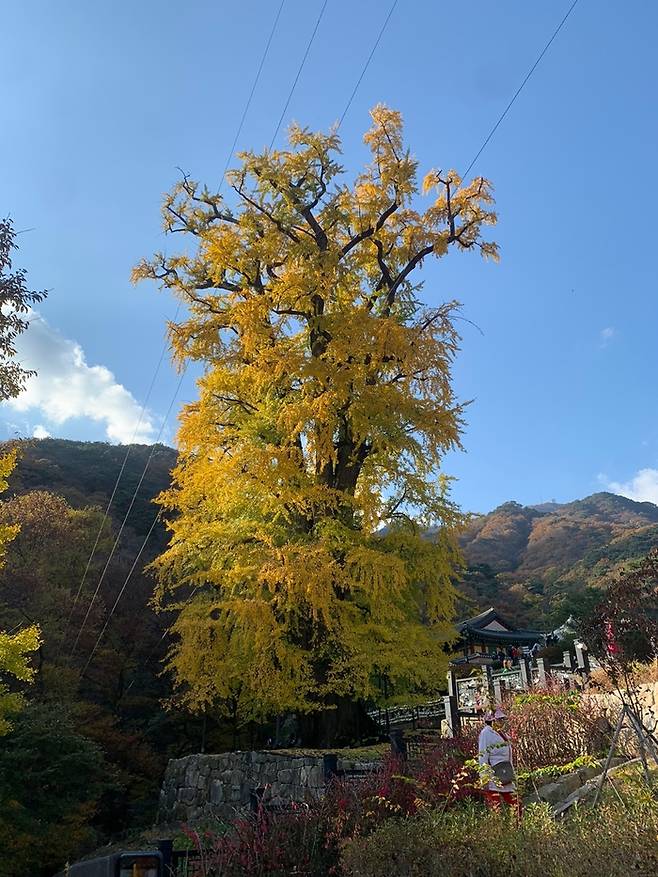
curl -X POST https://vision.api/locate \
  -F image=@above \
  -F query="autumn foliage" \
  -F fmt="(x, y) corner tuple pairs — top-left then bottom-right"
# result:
(135, 106), (498, 723)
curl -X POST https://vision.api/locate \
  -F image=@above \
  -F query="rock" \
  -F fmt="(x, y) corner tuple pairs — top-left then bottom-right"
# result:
(537, 782), (565, 805)
(210, 780), (224, 804)
(556, 772), (582, 796)
(577, 765), (602, 782)
(180, 787), (196, 804)
(158, 748), (382, 824)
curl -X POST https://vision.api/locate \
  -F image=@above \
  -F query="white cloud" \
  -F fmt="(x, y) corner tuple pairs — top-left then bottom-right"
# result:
(604, 468), (658, 505)
(4, 312), (157, 444)
(32, 424), (50, 439)
(600, 326), (616, 346)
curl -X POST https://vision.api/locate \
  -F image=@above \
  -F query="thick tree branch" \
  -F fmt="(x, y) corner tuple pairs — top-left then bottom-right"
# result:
(233, 184), (301, 244)
(340, 200), (399, 258)
(382, 244), (435, 315)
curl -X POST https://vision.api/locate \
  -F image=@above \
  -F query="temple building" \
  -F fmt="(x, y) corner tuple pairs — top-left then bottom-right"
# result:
(451, 607), (545, 667)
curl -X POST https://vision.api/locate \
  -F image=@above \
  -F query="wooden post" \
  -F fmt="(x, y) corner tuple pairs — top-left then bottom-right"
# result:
(158, 839), (173, 874)
(443, 694), (461, 738)
(593, 705), (627, 807)
(536, 657), (547, 687)
(447, 668), (458, 698)
(389, 730), (407, 760)
(323, 753), (339, 780)
(627, 708), (654, 788)
(493, 676), (503, 707)
(249, 787), (266, 812)
(575, 641), (591, 677)
(563, 650), (573, 670)
(520, 657), (532, 690)
(484, 665), (495, 708)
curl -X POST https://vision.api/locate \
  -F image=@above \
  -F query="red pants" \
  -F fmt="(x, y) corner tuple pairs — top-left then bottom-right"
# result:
(482, 790), (521, 814)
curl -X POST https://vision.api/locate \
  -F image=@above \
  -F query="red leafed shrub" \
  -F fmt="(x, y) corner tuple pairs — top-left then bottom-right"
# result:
(182, 806), (338, 876)
(181, 737), (480, 876)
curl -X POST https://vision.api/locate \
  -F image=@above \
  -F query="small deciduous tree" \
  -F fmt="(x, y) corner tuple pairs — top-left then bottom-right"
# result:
(0, 217), (47, 729)
(579, 550), (658, 694)
(0, 453), (40, 734)
(135, 107), (498, 739)
(0, 218), (47, 400)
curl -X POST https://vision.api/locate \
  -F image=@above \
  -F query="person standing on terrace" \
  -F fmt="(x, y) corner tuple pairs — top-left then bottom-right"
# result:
(478, 708), (521, 815)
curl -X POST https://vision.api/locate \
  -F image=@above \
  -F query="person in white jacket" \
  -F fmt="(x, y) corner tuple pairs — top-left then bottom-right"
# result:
(478, 707), (520, 813)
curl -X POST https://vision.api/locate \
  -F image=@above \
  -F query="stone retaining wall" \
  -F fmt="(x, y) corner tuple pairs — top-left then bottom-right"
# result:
(525, 756), (627, 807)
(159, 751), (374, 824)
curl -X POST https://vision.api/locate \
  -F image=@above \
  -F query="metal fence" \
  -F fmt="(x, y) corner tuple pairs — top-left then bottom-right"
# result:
(168, 849), (206, 877)
(367, 698), (445, 730)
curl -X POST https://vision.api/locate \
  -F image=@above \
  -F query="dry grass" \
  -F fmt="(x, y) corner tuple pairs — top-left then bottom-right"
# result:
(590, 660), (658, 691)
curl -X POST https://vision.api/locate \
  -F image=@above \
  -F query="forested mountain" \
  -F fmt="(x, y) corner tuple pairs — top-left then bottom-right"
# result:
(2, 437), (656, 874)
(7, 438), (177, 548)
(0, 439), (215, 877)
(8, 438), (657, 635)
(458, 494), (658, 627)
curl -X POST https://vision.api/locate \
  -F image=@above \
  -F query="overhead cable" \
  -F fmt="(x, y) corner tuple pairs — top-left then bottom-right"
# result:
(462, 0), (581, 181)
(269, 0), (329, 149)
(337, 0), (398, 130)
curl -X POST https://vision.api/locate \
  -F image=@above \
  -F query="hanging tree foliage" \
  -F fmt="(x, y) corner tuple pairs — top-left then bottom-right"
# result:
(0, 218), (48, 400)
(0, 219), (45, 731)
(0, 451), (41, 734)
(579, 550), (658, 688)
(134, 106), (498, 722)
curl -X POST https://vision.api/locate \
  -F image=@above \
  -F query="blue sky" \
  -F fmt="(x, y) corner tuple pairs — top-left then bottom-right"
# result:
(1, 0), (657, 513)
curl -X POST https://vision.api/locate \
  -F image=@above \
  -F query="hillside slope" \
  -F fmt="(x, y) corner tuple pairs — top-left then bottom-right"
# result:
(3, 439), (656, 631)
(458, 493), (658, 626)
(4, 438), (176, 548)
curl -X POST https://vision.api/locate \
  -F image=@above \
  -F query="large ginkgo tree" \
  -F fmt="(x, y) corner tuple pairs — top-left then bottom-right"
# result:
(135, 106), (498, 742)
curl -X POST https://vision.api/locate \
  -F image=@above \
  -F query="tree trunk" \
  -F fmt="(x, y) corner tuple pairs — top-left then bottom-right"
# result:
(299, 698), (379, 747)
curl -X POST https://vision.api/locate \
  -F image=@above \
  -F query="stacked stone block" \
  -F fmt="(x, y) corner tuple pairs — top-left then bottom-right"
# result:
(159, 751), (330, 823)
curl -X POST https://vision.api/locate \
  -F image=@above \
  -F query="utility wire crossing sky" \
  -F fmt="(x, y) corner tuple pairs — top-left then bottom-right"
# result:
(2, 0), (658, 514)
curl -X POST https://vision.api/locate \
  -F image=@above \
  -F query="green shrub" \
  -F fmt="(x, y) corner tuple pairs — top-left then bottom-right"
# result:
(516, 753), (598, 789)
(341, 792), (658, 877)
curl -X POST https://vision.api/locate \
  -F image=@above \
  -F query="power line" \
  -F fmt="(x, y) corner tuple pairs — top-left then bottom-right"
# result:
(462, 0), (580, 181)
(337, 0), (398, 130)
(269, 0), (329, 149)
(78, 0), (421, 678)
(78, 2), (581, 675)
(65, 314), (176, 631)
(69, 370), (185, 657)
(219, 0), (286, 187)
(80, 0), (392, 677)
(80, 512), (163, 678)
(69, 6), (289, 638)
(75, 5), (294, 674)
(122, 585), (200, 693)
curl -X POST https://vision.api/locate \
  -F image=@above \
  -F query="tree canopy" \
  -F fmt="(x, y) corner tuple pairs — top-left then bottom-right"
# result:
(0, 217), (48, 733)
(0, 452), (40, 734)
(0, 218), (47, 400)
(135, 106), (498, 725)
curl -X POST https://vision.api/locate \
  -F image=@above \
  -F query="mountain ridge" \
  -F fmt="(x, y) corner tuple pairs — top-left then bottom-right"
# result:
(3, 438), (656, 629)
(458, 490), (658, 626)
